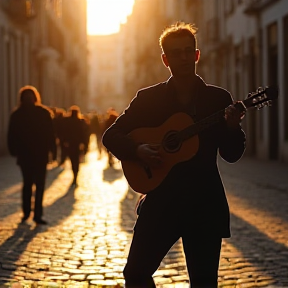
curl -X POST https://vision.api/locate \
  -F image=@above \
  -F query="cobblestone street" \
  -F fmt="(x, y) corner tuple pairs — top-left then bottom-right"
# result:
(0, 136), (288, 288)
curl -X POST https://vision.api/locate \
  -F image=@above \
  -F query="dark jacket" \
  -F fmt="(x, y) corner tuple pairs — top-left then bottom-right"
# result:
(7, 104), (56, 167)
(62, 115), (88, 152)
(102, 75), (246, 237)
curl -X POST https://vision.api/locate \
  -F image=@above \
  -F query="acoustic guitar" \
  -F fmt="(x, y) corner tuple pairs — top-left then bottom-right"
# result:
(121, 86), (278, 194)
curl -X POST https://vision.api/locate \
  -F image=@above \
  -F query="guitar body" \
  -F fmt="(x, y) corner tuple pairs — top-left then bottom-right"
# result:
(121, 112), (199, 194)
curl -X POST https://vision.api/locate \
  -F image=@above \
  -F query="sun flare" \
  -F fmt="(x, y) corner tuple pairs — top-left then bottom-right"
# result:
(87, 0), (135, 35)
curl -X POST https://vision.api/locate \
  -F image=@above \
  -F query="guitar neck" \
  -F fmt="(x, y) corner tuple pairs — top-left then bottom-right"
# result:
(180, 110), (224, 140)
(180, 101), (246, 140)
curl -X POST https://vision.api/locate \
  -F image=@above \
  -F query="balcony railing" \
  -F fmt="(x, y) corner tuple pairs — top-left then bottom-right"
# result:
(244, 0), (280, 15)
(1, 0), (36, 21)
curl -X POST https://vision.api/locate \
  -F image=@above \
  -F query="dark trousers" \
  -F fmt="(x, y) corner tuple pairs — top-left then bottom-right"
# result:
(59, 141), (69, 164)
(68, 148), (80, 181)
(123, 225), (222, 288)
(19, 163), (47, 220)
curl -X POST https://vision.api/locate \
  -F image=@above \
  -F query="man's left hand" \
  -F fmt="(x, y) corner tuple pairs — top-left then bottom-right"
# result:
(225, 103), (246, 129)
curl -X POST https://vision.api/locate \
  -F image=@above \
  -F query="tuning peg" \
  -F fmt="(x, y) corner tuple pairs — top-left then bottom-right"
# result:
(256, 104), (262, 110)
(257, 87), (264, 94)
(256, 103), (266, 110)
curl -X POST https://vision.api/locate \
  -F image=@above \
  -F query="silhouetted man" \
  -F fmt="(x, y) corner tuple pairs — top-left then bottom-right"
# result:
(7, 85), (56, 225)
(63, 105), (88, 185)
(102, 22), (246, 288)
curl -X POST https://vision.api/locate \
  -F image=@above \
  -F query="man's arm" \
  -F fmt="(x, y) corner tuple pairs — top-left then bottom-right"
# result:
(102, 117), (140, 161)
(102, 94), (145, 161)
(7, 113), (18, 157)
(44, 109), (57, 161)
(218, 95), (246, 163)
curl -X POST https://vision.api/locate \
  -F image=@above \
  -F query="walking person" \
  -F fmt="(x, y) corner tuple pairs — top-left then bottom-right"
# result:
(7, 85), (56, 225)
(53, 107), (68, 166)
(102, 22), (246, 288)
(90, 111), (103, 159)
(102, 107), (119, 168)
(63, 105), (88, 186)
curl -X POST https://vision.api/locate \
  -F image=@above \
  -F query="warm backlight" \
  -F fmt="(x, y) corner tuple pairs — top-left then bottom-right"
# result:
(87, 0), (135, 35)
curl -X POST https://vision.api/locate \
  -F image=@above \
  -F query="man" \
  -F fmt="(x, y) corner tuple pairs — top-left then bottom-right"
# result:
(7, 85), (56, 225)
(90, 111), (103, 159)
(102, 22), (246, 288)
(102, 107), (119, 168)
(53, 107), (68, 166)
(63, 105), (89, 185)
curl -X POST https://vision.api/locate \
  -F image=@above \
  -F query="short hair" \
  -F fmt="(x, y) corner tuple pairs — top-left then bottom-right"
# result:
(19, 85), (41, 105)
(69, 105), (81, 112)
(159, 21), (198, 54)
(68, 105), (81, 118)
(55, 107), (66, 117)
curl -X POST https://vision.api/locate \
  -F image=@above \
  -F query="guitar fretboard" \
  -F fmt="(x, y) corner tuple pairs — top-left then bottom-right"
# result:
(179, 109), (225, 141)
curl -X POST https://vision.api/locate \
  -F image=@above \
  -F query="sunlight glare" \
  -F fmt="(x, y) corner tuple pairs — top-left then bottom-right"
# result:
(87, 0), (135, 35)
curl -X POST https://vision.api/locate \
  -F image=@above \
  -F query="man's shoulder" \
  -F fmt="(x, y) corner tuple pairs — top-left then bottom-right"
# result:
(206, 84), (232, 99)
(206, 83), (229, 94)
(35, 104), (54, 118)
(137, 81), (167, 96)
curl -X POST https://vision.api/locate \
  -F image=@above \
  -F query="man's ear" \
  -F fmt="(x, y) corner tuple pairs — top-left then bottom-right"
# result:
(195, 49), (200, 63)
(161, 53), (169, 68)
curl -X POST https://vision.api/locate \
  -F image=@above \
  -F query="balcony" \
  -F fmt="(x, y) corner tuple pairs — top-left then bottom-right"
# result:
(244, 0), (280, 15)
(1, 0), (36, 22)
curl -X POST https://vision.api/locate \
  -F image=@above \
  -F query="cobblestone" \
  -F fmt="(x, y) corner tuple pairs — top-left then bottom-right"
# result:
(0, 137), (287, 287)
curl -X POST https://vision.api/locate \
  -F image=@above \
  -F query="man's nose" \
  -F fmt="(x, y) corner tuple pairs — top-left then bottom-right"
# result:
(180, 50), (191, 60)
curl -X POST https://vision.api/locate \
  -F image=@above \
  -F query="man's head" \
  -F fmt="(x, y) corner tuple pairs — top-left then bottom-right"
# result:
(55, 107), (66, 118)
(19, 85), (41, 106)
(69, 105), (81, 118)
(159, 22), (200, 78)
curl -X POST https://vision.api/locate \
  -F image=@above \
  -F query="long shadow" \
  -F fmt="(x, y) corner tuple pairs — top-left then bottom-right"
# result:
(102, 165), (139, 232)
(119, 186), (139, 233)
(225, 180), (288, 223)
(0, 165), (65, 220)
(0, 223), (42, 281)
(226, 213), (288, 286)
(0, 184), (76, 282)
(219, 158), (288, 223)
(102, 166), (123, 183)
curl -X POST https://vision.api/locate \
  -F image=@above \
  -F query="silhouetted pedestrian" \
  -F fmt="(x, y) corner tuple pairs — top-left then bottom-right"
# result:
(53, 107), (68, 166)
(7, 85), (56, 225)
(63, 105), (88, 185)
(90, 111), (103, 159)
(102, 107), (119, 168)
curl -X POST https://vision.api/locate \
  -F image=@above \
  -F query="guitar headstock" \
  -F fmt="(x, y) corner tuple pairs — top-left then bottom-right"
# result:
(243, 85), (279, 110)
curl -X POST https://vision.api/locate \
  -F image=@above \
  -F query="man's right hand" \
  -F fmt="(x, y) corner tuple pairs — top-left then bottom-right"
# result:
(136, 144), (163, 168)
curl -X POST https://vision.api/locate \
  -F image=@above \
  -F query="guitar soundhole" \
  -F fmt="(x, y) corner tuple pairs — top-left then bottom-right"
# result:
(162, 131), (181, 153)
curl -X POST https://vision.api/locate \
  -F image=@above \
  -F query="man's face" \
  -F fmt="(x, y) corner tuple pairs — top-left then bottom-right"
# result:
(162, 35), (199, 78)
(21, 90), (37, 104)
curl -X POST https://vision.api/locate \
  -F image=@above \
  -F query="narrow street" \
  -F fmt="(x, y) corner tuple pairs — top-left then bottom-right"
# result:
(0, 136), (287, 288)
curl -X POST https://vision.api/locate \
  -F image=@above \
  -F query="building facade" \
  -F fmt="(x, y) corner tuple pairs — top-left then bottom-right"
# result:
(0, 0), (88, 155)
(88, 33), (126, 113)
